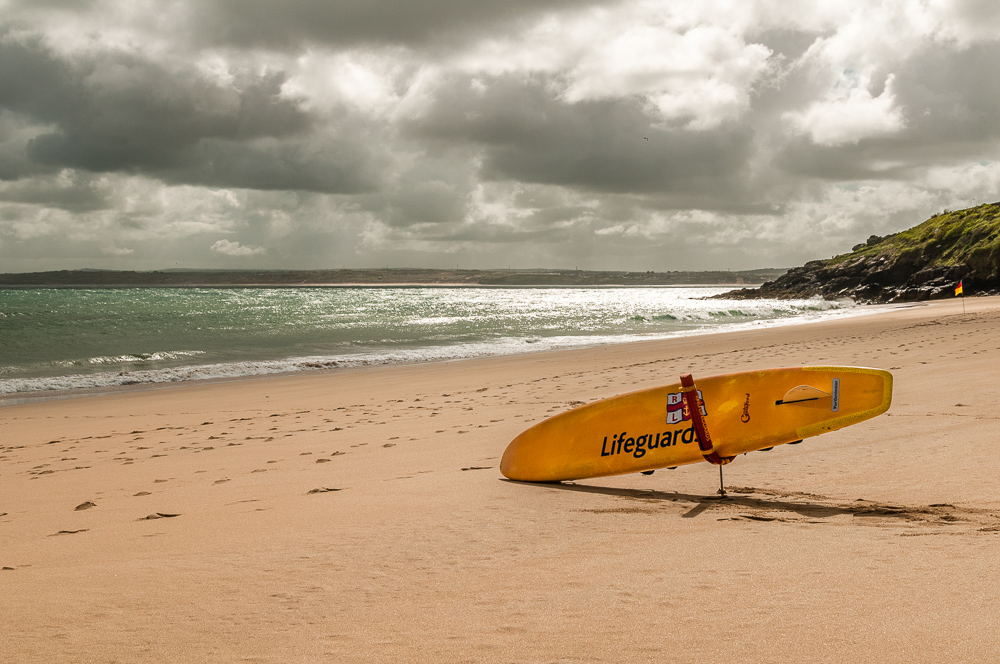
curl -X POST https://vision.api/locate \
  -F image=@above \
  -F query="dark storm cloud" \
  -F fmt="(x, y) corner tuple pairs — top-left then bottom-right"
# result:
(385, 178), (469, 225)
(0, 171), (109, 212)
(892, 41), (1000, 148)
(773, 138), (914, 182)
(410, 75), (758, 208)
(0, 34), (74, 126)
(0, 112), (50, 181)
(190, 0), (600, 49)
(0, 33), (379, 193)
(151, 134), (380, 193)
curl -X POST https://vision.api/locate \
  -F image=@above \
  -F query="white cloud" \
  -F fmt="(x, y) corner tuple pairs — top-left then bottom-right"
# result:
(453, 1), (776, 129)
(284, 49), (409, 117)
(563, 24), (773, 129)
(783, 73), (906, 145)
(210, 239), (266, 256)
(924, 160), (1000, 201)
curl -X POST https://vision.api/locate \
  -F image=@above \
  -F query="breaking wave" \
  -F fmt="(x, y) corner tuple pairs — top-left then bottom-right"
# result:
(0, 287), (887, 396)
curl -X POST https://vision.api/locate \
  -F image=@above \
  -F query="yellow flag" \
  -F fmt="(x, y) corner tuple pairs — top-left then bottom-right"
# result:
(955, 280), (964, 296)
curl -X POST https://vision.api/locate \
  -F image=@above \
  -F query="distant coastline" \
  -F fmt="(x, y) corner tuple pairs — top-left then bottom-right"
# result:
(0, 267), (786, 288)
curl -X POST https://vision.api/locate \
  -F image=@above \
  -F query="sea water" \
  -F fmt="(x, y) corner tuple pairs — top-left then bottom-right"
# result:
(0, 286), (870, 396)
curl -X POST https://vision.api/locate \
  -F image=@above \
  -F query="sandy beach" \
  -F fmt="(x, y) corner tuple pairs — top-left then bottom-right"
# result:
(3, 296), (1000, 663)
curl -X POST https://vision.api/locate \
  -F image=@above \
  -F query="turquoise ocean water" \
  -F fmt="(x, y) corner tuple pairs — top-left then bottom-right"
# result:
(0, 287), (870, 396)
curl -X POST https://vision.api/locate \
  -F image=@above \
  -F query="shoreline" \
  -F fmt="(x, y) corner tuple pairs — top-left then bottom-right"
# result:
(0, 298), (907, 406)
(4, 295), (1000, 663)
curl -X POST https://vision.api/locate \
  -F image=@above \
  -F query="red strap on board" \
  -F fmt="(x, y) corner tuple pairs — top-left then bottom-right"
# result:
(680, 373), (734, 466)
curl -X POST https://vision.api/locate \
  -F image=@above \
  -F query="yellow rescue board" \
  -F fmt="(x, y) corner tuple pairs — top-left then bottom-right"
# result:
(500, 366), (892, 482)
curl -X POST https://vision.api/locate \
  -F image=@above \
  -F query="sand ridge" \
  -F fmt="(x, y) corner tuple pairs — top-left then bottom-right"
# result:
(2, 296), (1000, 662)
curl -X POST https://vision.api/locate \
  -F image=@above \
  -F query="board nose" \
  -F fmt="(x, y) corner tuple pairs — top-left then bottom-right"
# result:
(499, 433), (551, 482)
(499, 440), (519, 479)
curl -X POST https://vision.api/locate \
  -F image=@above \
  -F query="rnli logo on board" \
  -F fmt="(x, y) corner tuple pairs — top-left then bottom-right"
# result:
(666, 390), (706, 425)
(597, 389), (709, 460)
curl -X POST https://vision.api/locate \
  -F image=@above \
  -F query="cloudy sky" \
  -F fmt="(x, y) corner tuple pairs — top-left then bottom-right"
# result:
(1, 0), (998, 272)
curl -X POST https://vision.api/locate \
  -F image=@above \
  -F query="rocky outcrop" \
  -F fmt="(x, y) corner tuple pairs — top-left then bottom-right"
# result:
(720, 203), (1000, 303)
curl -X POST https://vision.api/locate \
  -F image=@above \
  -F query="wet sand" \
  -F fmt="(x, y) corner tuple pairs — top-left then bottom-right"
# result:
(3, 296), (999, 663)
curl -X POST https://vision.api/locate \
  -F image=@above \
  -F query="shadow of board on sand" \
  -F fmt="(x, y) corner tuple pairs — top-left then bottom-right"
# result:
(502, 480), (1000, 534)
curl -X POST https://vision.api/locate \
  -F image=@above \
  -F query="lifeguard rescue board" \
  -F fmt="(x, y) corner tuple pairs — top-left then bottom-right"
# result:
(500, 366), (892, 482)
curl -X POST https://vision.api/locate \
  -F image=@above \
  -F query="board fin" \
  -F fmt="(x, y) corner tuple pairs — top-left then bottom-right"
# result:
(776, 385), (830, 405)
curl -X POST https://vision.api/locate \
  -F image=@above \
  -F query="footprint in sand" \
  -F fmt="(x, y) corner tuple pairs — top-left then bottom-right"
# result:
(307, 487), (342, 494)
(461, 466), (492, 471)
(133, 492), (151, 496)
(49, 529), (89, 536)
(138, 513), (181, 520)
(74, 501), (96, 511)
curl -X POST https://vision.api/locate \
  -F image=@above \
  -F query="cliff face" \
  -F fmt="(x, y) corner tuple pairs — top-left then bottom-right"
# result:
(724, 203), (1000, 302)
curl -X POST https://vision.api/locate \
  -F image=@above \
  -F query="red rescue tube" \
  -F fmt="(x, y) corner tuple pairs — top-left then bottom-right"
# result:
(680, 373), (734, 466)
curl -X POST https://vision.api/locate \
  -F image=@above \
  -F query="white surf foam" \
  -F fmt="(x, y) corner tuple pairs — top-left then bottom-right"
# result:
(0, 297), (891, 396)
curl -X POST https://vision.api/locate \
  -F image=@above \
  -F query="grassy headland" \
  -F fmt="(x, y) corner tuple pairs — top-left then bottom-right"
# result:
(721, 202), (1000, 302)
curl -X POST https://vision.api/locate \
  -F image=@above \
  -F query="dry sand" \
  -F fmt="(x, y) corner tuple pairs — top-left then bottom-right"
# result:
(3, 296), (1000, 663)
